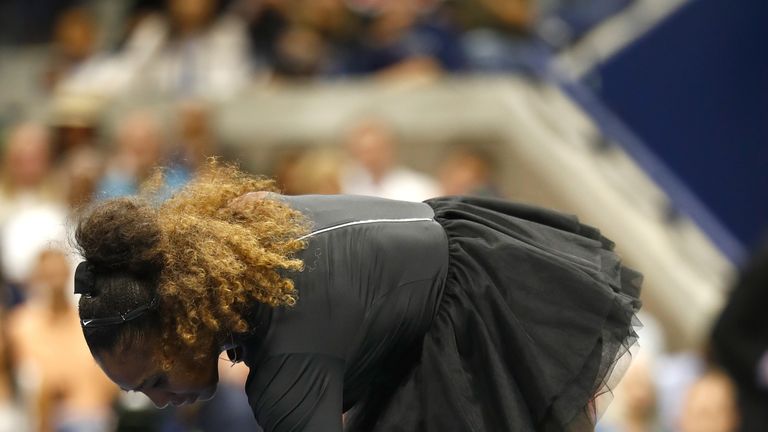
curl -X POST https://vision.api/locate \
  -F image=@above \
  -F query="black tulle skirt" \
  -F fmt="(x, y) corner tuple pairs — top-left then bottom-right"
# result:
(347, 196), (642, 432)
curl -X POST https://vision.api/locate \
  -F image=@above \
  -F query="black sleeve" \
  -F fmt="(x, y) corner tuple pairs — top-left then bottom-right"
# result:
(712, 241), (768, 387)
(246, 353), (344, 432)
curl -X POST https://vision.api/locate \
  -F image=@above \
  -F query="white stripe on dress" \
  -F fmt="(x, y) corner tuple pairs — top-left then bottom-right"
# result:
(298, 218), (434, 241)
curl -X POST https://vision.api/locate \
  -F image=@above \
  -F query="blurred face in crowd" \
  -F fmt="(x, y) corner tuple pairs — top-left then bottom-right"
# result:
(116, 113), (164, 178)
(274, 26), (328, 77)
(679, 371), (740, 432)
(29, 250), (71, 300)
(169, 0), (217, 33)
(3, 123), (52, 190)
(175, 101), (215, 168)
(289, 149), (343, 195)
(344, 121), (396, 181)
(619, 355), (656, 421)
(62, 148), (104, 207)
(94, 333), (220, 408)
(371, 0), (419, 41)
(293, 0), (347, 35)
(54, 7), (97, 61)
(438, 149), (493, 196)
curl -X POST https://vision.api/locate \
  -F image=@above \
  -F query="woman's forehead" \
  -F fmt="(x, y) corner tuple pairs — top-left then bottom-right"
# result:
(94, 344), (159, 391)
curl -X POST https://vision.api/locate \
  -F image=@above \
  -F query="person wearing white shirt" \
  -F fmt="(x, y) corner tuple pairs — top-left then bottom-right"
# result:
(340, 119), (439, 202)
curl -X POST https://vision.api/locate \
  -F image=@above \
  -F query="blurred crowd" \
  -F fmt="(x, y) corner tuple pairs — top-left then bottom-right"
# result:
(0, 0), (632, 105)
(0, 1), (758, 432)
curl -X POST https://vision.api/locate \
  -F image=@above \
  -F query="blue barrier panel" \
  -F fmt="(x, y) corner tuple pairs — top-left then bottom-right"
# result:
(590, 0), (768, 253)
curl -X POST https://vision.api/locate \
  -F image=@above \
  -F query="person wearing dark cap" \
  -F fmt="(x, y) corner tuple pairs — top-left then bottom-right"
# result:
(72, 161), (642, 431)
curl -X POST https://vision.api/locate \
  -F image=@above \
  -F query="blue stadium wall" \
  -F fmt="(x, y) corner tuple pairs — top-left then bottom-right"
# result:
(589, 0), (768, 253)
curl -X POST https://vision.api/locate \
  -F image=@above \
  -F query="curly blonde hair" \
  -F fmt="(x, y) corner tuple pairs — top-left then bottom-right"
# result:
(76, 160), (309, 367)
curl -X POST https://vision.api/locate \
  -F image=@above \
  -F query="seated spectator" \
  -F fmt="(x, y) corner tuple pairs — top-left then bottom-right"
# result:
(270, 24), (335, 80)
(340, 118), (439, 202)
(134, 0), (252, 99)
(678, 369), (740, 432)
(0, 122), (63, 224)
(240, 0), (357, 80)
(7, 249), (117, 432)
(340, 0), (464, 79)
(271, 146), (311, 194)
(98, 111), (185, 199)
(48, 92), (103, 162)
(168, 99), (217, 175)
(0, 309), (27, 432)
(237, 0), (291, 66)
(68, 0), (251, 101)
(437, 143), (502, 197)
(443, 0), (547, 72)
(0, 122), (68, 287)
(60, 146), (105, 209)
(597, 353), (659, 432)
(286, 148), (344, 195)
(43, 6), (99, 93)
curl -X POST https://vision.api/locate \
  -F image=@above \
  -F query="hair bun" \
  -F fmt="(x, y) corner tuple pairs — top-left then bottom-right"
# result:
(75, 198), (164, 276)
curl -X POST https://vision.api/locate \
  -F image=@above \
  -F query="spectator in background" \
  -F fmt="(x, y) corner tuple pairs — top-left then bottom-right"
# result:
(0, 123), (62, 224)
(678, 369), (740, 432)
(340, 118), (439, 202)
(0, 123), (68, 288)
(60, 147), (105, 209)
(7, 249), (117, 432)
(45, 93), (104, 208)
(76, 0), (252, 101)
(241, 0), (358, 80)
(287, 148), (344, 195)
(712, 238), (768, 431)
(596, 309), (668, 432)
(48, 92), (103, 162)
(43, 6), (99, 93)
(597, 353), (659, 432)
(444, 0), (547, 72)
(237, 0), (290, 68)
(437, 143), (502, 197)
(273, 0), (359, 78)
(132, 0), (252, 99)
(270, 24), (334, 80)
(341, 0), (464, 79)
(0, 308), (27, 432)
(271, 146), (343, 195)
(168, 99), (217, 175)
(292, 0), (357, 41)
(98, 111), (177, 199)
(271, 146), (311, 195)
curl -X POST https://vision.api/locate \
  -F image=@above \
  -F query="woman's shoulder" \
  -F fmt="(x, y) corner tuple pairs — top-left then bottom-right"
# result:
(276, 194), (436, 230)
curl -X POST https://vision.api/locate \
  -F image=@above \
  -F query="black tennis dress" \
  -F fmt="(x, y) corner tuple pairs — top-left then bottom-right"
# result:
(233, 194), (642, 432)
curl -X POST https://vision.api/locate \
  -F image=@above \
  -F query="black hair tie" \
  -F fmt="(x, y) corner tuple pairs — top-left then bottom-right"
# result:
(74, 261), (96, 297)
(75, 261), (160, 328)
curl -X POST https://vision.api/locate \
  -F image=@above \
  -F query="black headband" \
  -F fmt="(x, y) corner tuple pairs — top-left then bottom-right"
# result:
(80, 296), (159, 328)
(74, 261), (159, 329)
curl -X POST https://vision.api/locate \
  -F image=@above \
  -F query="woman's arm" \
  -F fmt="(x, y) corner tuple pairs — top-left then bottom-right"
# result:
(246, 353), (344, 432)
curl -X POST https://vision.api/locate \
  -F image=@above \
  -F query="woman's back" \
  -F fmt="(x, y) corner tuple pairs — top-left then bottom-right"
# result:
(237, 194), (449, 429)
